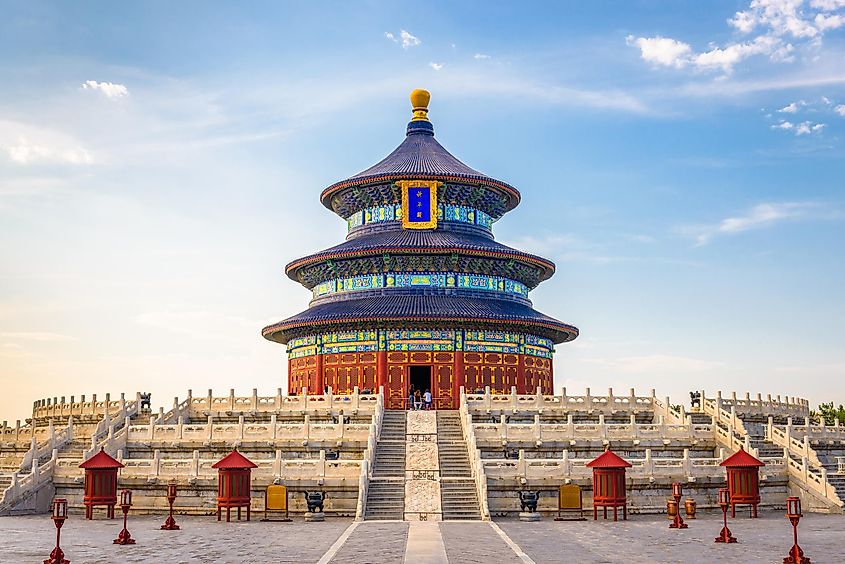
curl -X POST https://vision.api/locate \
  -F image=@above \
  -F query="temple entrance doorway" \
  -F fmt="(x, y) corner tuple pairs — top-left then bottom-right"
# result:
(409, 365), (432, 401)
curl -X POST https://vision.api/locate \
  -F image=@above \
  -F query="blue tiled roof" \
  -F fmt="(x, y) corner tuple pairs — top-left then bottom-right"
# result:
(262, 295), (579, 344)
(286, 229), (555, 282)
(321, 120), (520, 211)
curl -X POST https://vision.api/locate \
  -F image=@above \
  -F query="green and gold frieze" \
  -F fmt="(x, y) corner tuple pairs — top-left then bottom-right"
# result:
(286, 328), (553, 358)
(312, 272), (528, 300)
(346, 203), (494, 231)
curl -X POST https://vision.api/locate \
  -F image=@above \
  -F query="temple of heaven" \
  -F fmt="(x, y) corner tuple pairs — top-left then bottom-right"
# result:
(263, 89), (578, 409)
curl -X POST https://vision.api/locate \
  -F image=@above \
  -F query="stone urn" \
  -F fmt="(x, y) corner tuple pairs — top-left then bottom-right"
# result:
(666, 498), (678, 520)
(684, 498), (697, 519)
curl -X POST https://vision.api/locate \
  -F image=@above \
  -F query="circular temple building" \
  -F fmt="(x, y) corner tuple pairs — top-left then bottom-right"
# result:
(262, 90), (578, 409)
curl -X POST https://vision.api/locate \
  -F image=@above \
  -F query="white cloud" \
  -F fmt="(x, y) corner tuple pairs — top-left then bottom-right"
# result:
(795, 120), (826, 134)
(630, 0), (845, 74)
(815, 11), (845, 29)
(473, 53), (491, 60)
(811, 0), (845, 9)
(626, 35), (692, 68)
(687, 202), (820, 245)
(835, 104), (845, 116)
(384, 32), (396, 42)
(399, 29), (421, 49)
(772, 120), (794, 129)
(777, 101), (800, 112)
(82, 80), (129, 98)
(428, 62), (444, 71)
(0, 120), (93, 165)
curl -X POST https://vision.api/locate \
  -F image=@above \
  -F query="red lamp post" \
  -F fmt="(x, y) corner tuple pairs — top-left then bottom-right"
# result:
(783, 497), (811, 563)
(113, 490), (136, 545)
(160, 483), (180, 530)
(44, 498), (70, 564)
(668, 482), (688, 529)
(714, 487), (737, 543)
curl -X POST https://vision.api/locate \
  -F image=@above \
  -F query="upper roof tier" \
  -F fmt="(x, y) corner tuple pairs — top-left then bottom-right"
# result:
(320, 90), (521, 219)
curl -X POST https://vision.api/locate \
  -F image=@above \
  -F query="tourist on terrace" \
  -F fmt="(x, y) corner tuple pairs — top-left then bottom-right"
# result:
(408, 386), (415, 410)
(414, 389), (422, 410)
(423, 389), (432, 410)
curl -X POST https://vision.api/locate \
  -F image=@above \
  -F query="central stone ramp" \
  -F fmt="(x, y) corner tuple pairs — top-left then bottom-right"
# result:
(365, 411), (407, 520)
(437, 412), (481, 520)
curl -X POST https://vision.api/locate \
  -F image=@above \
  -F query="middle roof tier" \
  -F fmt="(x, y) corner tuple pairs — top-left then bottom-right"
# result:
(286, 228), (556, 290)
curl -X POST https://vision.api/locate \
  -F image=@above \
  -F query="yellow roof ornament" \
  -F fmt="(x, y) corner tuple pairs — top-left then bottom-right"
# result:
(410, 88), (431, 122)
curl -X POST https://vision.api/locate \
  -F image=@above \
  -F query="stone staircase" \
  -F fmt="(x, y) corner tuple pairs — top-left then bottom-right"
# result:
(827, 473), (845, 501)
(437, 412), (481, 520)
(364, 410), (406, 520)
(743, 421), (785, 458)
(689, 412), (713, 425)
(0, 473), (12, 494)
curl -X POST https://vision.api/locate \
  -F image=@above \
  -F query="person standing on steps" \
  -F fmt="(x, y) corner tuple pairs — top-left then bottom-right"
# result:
(408, 385), (415, 410)
(423, 389), (432, 410)
(414, 389), (422, 410)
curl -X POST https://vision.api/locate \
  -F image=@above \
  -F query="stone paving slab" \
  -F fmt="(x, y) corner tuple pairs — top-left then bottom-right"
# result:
(497, 511), (845, 563)
(329, 521), (409, 564)
(0, 515), (351, 563)
(439, 522), (523, 564)
(2, 511), (844, 563)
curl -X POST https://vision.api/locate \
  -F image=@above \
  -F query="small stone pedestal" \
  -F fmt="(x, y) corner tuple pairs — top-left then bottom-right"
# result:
(519, 512), (541, 522)
(304, 511), (325, 522)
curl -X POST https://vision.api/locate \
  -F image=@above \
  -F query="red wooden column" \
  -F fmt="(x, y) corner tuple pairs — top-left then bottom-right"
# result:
(720, 447), (765, 518)
(79, 447), (124, 519)
(586, 449), (631, 521)
(376, 351), (387, 393)
(453, 351), (465, 406)
(516, 355), (526, 394)
(315, 354), (324, 394)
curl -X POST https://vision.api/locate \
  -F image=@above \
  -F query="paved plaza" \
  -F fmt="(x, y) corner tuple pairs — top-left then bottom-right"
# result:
(2, 511), (843, 563)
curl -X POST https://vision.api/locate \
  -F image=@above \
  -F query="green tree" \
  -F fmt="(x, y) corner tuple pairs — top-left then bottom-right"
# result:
(815, 402), (845, 425)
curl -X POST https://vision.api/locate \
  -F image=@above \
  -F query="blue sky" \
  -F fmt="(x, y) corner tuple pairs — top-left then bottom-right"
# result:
(1, 1), (844, 420)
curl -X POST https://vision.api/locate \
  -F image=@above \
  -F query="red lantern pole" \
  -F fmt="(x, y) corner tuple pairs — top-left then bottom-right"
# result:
(668, 482), (688, 529)
(160, 484), (180, 530)
(113, 490), (136, 545)
(714, 487), (737, 543)
(44, 498), (70, 564)
(783, 497), (811, 563)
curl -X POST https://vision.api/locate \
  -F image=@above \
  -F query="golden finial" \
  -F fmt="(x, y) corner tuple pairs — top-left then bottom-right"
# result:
(410, 88), (431, 122)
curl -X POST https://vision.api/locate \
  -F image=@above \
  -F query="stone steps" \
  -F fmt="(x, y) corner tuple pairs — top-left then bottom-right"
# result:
(364, 480), (405, 520)
(440, 480), (481, 520)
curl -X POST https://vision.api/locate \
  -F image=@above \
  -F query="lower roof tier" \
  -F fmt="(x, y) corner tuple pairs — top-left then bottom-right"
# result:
(262, 295), (579, 345)
(286, 229), (555, 289)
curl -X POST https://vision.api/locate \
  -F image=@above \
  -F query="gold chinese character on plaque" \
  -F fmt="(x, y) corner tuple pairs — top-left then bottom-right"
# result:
(397, 180), (439, 230)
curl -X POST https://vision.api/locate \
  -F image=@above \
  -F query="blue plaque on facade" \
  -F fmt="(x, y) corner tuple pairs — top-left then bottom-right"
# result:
(399, 180), (438, 229)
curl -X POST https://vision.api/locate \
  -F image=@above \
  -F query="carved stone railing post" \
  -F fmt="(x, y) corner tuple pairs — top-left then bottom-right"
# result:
(274, 449), (282, 476)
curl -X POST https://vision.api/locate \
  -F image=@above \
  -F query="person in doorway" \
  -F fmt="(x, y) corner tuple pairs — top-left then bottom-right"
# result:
(408, 386), (415, 410)
(413, 389), (422, 410)
(423, 389), (432, 410)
